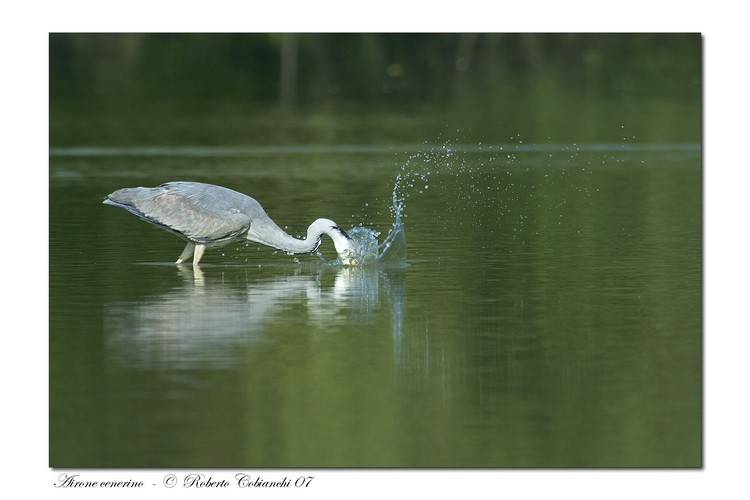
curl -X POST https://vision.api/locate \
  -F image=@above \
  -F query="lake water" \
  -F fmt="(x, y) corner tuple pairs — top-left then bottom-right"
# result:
(49, 140), (701, 468)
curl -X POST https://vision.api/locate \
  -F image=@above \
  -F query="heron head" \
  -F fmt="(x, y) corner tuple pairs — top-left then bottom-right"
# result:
(331, 227), (358, 266)
(312, 218), (358, 266)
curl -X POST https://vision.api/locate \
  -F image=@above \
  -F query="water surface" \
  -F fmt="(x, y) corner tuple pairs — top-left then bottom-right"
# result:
(49, 142), (700, 467)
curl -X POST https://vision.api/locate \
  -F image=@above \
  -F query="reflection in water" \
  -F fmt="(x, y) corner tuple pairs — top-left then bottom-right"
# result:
(104, 266), (405, 370)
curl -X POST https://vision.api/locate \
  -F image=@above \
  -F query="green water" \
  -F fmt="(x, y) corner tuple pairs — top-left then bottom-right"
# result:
(49, 143), (700, 468)
(49, 33), (701, 468)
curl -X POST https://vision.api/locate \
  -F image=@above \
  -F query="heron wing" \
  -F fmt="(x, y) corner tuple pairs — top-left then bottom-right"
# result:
(108, 183), (255, 243)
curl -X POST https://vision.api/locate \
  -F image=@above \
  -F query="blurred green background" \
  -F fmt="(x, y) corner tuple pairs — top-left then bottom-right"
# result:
(49, 33), (700, 147)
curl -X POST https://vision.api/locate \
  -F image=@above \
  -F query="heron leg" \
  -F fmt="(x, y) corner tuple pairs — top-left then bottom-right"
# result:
(176, 242), (195, 264)
(192, 243), (207, 266)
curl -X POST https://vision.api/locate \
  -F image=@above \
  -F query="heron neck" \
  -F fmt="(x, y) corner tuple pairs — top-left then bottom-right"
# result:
(245, 227), (317, 254)
(246, 218), (339, 255)
(274, 232), (321, 254)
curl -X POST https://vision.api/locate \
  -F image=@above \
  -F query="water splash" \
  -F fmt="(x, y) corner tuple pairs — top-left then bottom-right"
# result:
(341, 142), (471, 266)
(343, 226), (381, 265)
(341, 157), (411, 266)
(344, 201), (407, 266)
(340, 136), (600, 265)
(340, 139), (535, 264)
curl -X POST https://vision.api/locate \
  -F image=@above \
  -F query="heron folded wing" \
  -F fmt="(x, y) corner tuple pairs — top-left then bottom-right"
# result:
(136, 191), (252, 243)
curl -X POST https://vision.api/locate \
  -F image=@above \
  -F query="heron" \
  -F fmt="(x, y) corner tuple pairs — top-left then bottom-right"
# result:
(103, 181), (357, 266)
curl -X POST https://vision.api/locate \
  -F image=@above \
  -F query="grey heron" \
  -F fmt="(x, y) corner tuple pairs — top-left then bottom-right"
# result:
(103, 181), (357, 266)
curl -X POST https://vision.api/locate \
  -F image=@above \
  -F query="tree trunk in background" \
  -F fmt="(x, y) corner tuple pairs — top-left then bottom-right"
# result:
(279, 34), (298, 111)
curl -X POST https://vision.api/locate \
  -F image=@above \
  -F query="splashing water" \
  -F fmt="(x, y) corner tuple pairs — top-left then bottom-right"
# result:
(337, 137), (601, 266)
(338, 140), (532, 265)
(343, 195), (407, 266)
(339, 160), (410, 266)
(338, 142), (477, 266)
